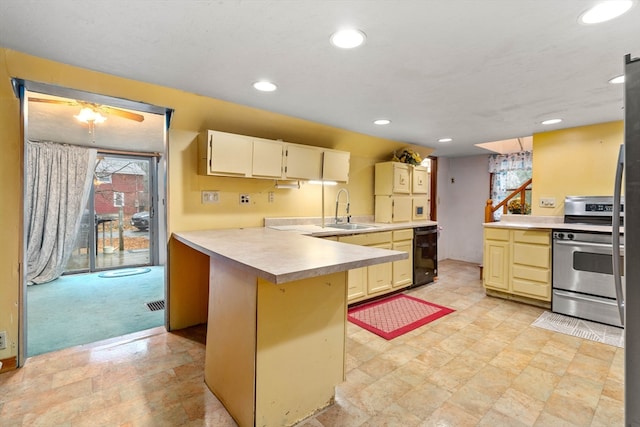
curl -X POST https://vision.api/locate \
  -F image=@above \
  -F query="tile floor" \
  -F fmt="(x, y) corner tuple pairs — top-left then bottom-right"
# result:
(0, 260), (624, 426)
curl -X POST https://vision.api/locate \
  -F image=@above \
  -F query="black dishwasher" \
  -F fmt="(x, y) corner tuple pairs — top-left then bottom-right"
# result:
(414, 226), (438, 286)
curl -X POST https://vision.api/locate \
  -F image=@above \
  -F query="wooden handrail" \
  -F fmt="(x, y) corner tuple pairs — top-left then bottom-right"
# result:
(484, 178), (532, 222)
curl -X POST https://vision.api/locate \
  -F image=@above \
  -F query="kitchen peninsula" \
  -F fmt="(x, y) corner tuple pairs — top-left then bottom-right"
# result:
(171, 227), (407, 427)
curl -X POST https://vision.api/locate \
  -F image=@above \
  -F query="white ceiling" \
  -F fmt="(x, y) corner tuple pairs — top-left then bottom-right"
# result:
(2, 0), (639, 157)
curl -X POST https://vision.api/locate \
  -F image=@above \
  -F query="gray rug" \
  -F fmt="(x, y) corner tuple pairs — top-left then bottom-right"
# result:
(532, 311), (624, 348)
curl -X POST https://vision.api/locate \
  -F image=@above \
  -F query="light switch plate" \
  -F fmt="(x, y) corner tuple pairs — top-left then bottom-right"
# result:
(539, 197), (556, 208)
(201, 191), (219, 204)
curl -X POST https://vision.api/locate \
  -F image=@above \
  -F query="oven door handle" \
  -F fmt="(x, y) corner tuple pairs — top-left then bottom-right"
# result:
(554, 239), (624, 253)
(612, 143), (625, 326)
(553, 290), (620, 306)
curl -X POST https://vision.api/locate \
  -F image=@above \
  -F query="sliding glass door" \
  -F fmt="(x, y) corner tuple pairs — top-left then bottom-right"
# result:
(65, 153), (156, 272)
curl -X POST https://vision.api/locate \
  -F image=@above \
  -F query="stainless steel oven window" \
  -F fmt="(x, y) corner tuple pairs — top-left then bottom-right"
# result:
(573, 252), (624, 276)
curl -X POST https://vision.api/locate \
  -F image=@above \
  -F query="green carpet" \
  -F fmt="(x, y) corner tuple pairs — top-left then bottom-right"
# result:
(27, 266), (165, 356)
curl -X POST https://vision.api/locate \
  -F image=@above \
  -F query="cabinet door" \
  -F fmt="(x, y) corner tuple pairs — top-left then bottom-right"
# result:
(392, 240), (413, 288)
(347, 267), (367, 301)
(392, 196), (412, 222)
(209, 131), (253, 176)
(412, 166), (429, 194)
(393, 163), (411, 194)
(483, 240), (510, 291)
(252, 138), (283, 178)
(322, 150), (350, 183)
(284, 144), (323, 180)
(367, 243), (393, 294)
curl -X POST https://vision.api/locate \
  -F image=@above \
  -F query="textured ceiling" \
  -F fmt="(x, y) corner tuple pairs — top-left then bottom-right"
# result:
(1, 0), (639, 157)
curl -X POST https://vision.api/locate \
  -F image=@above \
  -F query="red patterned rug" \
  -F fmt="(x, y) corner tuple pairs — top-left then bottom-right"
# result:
(347, 294), (454, 340)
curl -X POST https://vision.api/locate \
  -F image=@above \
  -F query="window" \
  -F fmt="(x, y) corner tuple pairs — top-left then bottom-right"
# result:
(113, 192), (124, 207)
(488, 152), (532, 220)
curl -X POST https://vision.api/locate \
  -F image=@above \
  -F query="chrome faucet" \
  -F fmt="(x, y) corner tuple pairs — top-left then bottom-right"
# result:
(334, 188), (351, 224)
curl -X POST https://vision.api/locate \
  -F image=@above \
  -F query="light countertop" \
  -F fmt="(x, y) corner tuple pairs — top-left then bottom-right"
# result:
(173, 227), (408, 284)
(483, 215), (621, 233)
(264, 216), (437, 237)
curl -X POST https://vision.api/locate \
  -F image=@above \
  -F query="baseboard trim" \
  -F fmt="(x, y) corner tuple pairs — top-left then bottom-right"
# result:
(485, 288), (551, 309)
(0, 356), (18, 373)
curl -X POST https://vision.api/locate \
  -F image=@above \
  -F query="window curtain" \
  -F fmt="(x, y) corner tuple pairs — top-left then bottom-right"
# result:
(26, 141), (97, 284)
(488, 151), (533, 220)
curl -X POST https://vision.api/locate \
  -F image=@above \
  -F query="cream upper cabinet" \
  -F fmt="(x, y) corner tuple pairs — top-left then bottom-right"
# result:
(322, 149), (350, 183)
(412, 166), (429, 194)
(284, 144), (323, 180)
(252, 138), (284, 178)
(374, 195), (412, 223)
(199, 130), (349, 182)
(199, 130), (253, 177)
(375, 162), (411, 195)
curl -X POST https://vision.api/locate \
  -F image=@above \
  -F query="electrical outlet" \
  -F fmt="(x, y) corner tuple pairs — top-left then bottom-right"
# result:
(268, 192), (274, 203)
(0, 331), (6, 350)
(539, 197), (556, 208)
(240, 194), (251, 205)
(201, 191), (219, 204)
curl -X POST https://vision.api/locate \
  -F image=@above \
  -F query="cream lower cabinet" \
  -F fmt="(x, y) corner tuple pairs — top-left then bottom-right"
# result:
(483, 227), (551, 303)
(340, 229), (413, 303)
(483, 228), (510, 291)
(392, 229), (414, 288)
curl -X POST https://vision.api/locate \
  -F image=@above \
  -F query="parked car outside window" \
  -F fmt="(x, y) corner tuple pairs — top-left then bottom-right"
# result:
(131, 211), (150, 231)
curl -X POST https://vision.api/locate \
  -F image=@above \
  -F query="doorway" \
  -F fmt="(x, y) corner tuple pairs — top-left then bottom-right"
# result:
(16, 80), (171, 361)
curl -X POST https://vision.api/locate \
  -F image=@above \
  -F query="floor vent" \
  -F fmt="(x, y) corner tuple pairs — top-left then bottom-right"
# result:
(146, 300), (165, 311)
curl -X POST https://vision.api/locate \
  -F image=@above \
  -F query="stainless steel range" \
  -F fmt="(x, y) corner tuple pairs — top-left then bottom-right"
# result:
(552, 196), (625, 327)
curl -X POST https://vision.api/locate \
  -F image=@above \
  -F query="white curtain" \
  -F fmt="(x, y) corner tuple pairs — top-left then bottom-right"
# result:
(26, 141), (97, 284)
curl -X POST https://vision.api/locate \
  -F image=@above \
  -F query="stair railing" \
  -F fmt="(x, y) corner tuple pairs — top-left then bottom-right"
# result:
(484, 178), (532, 223)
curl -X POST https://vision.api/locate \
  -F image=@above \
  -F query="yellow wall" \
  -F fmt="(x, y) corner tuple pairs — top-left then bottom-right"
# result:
(0, 47), (432, 363)
(531, 121), (623, 216)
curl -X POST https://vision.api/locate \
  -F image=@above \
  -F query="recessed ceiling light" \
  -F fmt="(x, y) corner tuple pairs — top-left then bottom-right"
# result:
(579, 1), (633, 24)
(373, 119), (391, 125)
(253, 81), (277, 92)
(541, 118), (563, 125)
(330, 29), (366, 49)
(609, 74), (625, 84)
(438, 138), (453, 143)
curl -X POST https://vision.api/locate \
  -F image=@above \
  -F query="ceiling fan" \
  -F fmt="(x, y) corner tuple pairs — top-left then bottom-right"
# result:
(29, 97), (145, 123)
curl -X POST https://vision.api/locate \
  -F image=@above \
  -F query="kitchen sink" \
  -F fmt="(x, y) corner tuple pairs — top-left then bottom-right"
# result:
(325, 223), (376, 230)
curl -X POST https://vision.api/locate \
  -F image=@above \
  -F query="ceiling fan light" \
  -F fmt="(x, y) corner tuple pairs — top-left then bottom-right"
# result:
(74, 107), (107, 124)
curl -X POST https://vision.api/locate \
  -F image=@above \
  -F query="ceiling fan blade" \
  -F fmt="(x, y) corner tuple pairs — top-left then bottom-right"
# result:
(99, 106), (145, 122)
(29, 97), (79, 107)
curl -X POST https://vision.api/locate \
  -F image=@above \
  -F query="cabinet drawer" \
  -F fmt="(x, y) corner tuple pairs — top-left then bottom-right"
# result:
(393, 229), (414, 241)
(512, 243), (550, 268)
(484, 227), (510, 241)
(512, 264), (550, 283)
(513, 229), (550, 245)
(339, 231), (392, 246)
(512, 278), (551, 300)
